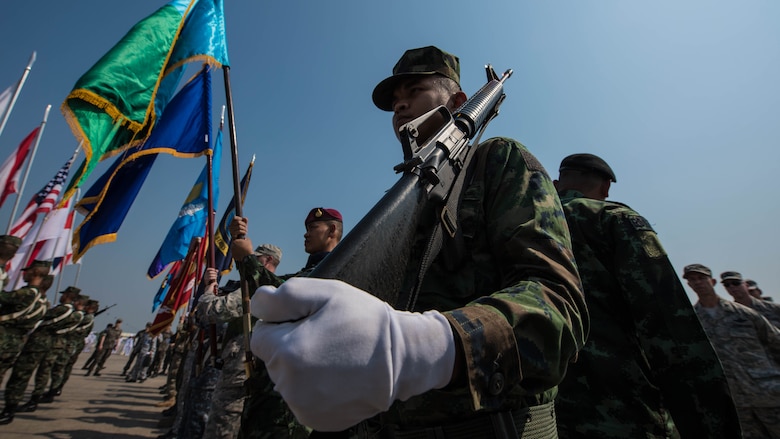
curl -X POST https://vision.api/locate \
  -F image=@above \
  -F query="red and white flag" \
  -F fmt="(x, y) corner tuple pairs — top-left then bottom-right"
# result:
(0, 127), (38, 207)
(9, 148), (77, 239)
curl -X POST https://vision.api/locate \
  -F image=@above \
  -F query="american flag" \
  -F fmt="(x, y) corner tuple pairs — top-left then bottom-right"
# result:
(9, 148), (78, 239)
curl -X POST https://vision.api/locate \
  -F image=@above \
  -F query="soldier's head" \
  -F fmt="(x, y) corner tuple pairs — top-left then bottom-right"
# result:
(554, 153), (617, 201)
(115, 318), (123, 329)
(86, 300), (99, 314)
(303, 208), (343, 254)
(21, 260), (51, 286)
(373, 46), (467, 143)
(74, 294), (89, 311)
(254, 243), (282, 273)
(720, 271), (751, 304)
(682, 263), (716, 297)
(39, 274), (54, 293)
(0, 235), (21, 262)
(59, 286), (81, 304)
(745, 279), (763, 299)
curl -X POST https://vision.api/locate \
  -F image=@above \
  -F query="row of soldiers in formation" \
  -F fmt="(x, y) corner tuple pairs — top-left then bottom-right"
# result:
(0, 235), (103, 425)
(3, 44), (779, 438)
(154, 46), (780, 439)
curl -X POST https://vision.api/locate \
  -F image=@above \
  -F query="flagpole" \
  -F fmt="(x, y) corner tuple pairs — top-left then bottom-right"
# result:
(6, 104), (49, 234)
(205, 106), (224, 366)
(53, 188), (81, 295)
(222, 66), (255, 378)
(0, 52), (36, 141)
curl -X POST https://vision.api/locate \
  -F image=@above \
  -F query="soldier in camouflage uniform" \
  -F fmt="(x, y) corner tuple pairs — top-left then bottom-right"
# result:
(684, 263), (780, 438)
(0, 235), (22, 289)
(42, 297), (99, 402)
(248, 46), (586, 438)
(14, 287), (86, 412)
(0, 261), (51, 384)
(721, 271), (780, 328)
(552, 154), (741, 438)
(229, 210), (344, 439)
(86, 318), (123, 376)
(197, 244), (283, 439)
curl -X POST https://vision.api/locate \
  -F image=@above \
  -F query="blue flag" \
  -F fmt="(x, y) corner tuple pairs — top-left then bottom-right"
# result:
(147, 130), (222, 278)
(213, 157), (254, 276)
(74, 66), (213, 261)
(61, 0), (230, 204)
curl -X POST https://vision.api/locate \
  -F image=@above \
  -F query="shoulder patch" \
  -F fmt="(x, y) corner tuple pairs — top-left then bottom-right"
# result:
(520, 148), (545, 174)
(628, 215), (654, 232)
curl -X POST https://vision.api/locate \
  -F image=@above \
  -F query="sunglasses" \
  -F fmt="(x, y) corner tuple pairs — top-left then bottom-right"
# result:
(722, 281), (742, 287)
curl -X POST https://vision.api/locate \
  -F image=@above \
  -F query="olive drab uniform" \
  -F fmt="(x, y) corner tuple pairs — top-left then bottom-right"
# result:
(555, 189), (741, 438)
(0, 285), (47, 380)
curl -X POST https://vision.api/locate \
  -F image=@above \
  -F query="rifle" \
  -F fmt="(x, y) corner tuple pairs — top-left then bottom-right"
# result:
(94, 303), (117, 316)
(310, 65), (512, 308)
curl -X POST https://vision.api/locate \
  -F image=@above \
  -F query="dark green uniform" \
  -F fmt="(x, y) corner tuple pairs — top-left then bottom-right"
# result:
(555, 189), (741, 438)
(0, 286), (46, 381)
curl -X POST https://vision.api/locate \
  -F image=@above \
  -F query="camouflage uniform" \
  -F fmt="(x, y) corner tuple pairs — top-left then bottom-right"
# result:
(555, 189), (741, 438)
(745, 295), (780, 328)
(695, 298), (780, 438)
(35, 305), (84, 399)
(89, 324), (122, 374)
(0, 285), (47, 381)
(198, 287), (246, 439)
(237, 255), (311, 439)
(346, 138), (585, 437)
(4, 301), (77, 406)
(50, 310), (95, 394)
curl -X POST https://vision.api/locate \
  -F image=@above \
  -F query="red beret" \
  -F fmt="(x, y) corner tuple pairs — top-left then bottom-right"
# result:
(305, 207), (342, 225)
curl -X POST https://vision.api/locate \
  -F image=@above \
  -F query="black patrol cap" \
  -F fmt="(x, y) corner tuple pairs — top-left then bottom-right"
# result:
(559, 153), (617, 183)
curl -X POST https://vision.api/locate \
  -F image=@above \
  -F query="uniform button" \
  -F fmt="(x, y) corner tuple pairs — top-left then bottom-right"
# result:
(488, 372), (505, 395)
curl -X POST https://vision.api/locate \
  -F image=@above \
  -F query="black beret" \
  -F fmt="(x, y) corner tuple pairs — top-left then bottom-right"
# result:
(559, 153), (617, 183)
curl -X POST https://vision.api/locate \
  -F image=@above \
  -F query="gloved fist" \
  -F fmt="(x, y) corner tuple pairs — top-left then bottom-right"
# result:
(250, 277), (456, 431)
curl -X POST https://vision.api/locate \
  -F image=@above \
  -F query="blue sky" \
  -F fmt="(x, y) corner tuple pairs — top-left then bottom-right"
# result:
(0, 1), (778, 333)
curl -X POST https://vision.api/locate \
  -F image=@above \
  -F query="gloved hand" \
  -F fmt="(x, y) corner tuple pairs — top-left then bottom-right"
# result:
(250, 277), (456, 431)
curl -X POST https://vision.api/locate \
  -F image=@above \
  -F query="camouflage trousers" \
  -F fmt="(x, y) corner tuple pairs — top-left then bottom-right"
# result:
(204, 336), (247, 439)
(49, 338), (81, 392)
(238, 355), (309, 439)
(179, 364), (220, 439)
(738, 406), (780, 439)
(30, 344), (63, 398)
(0, 325), (25, 382)
(5, 347), (48, 405)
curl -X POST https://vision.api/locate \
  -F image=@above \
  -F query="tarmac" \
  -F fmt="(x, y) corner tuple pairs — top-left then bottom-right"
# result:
(0, 353), (172, 439)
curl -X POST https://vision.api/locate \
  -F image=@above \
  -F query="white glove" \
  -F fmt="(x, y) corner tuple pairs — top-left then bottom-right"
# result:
(250, 277), (456, 431)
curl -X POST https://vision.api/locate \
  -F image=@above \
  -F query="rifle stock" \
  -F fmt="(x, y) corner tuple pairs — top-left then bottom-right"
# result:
(310, 66), (512, 307)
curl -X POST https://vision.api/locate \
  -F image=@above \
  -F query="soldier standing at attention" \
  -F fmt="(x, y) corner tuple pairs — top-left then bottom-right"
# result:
(248, 46), (586, 437)
(684, 263), (780, 438)
(230, 208), (343, 439)
(721, 271), (780, 328)
(42, 296), (98, 402)
(16, 287), (85, 413)
(0, 260), (51, 384)
(0, 235), (21, 289)
(552, 153), (741, 438)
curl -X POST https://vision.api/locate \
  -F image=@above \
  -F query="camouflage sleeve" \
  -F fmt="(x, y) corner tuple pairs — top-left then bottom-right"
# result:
(751, 310), (780, 364)
(443, 138), (587, 410)
(237, 255), (285, 292)
(603, 205), (742, 436)
(198, 289), (244, 322)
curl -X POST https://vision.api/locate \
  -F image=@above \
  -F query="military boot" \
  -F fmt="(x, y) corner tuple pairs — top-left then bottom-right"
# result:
(18, 395), (40, 412)
(39, 391), (56, 404)
(0, 404), (17, 425)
